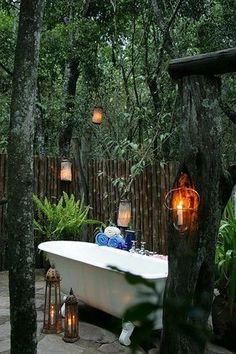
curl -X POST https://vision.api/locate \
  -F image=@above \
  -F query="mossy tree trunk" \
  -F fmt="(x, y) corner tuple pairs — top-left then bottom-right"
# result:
(7, 1), (45, 353)
(59, 58), (80, 157)
(160, 75), (235, 353)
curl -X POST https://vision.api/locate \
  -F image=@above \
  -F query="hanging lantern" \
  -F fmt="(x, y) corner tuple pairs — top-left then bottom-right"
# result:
(60, 158), (72, 182)
(164, 172), (200, 233)
(63, 288), (79, 343)
(117, 199), (131, 228)
(42, 267), (63, 334)
(92, 106), (103, 124)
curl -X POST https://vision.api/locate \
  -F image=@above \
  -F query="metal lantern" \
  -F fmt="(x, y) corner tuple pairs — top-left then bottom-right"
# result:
(117, 199), (131, 228)
(60, 159), (72, 182)
(42, 267), (63, 334)
(92, 106), (103, 124)
(63, 288), (79, 343)
(164, 172), (200, 233)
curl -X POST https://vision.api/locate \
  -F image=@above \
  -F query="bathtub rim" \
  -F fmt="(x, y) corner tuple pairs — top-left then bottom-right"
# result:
(38, 240), (168, 280)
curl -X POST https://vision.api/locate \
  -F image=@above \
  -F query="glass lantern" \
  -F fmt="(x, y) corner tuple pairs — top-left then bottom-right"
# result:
(117, 199), (131, 228)
(60, 159), (72, 182)
(165, 187), (200, 233)
(63, 288), (79, 343)
(42, 267), (63, 334)
(92, 106), (103, 124)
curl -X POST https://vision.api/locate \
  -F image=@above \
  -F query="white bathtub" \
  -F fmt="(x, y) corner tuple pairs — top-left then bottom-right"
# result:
(38, 241), (168, 345)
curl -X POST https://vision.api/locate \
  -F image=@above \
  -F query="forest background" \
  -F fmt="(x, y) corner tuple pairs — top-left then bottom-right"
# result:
(1, 0), (236, 171)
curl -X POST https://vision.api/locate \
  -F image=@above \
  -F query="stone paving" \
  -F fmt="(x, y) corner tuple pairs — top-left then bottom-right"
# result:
(0, 270), (235, 354)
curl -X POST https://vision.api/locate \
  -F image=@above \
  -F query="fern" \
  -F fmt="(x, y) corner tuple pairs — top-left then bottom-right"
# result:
(33, 192), (102, 241)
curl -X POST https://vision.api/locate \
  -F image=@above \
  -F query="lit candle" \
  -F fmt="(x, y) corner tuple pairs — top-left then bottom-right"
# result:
(50, 305), (55, 325)
(177, 201), (183, 226)
(68, 316), (72, 333)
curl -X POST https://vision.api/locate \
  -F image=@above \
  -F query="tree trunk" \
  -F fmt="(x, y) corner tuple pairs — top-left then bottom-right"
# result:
(160, 75), (229, 353)
(34, 83), (46, 156)
(71, 136), (90, 241)
(59, 58), (80, 157)
(7, 1), (45, 353)
(71, 136), (89, 204)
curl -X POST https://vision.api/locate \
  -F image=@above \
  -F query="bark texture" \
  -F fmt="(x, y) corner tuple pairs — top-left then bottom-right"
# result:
(169, 48), (236, 79)
(160, 75), (230, 353)
(59, 58), (80, 157)
(7, 1), (45, 353)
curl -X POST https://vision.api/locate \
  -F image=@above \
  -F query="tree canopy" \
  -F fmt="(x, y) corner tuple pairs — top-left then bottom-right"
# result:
(0, 0), (236, 162)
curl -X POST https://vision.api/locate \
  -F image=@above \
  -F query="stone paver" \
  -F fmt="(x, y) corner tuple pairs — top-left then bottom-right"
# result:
(0, 298), (10, 309)
(37, 335), (84, 354)
(0, 322), (10, 341)
(79, 322), (117, 343)
(206, 343), (234, 354)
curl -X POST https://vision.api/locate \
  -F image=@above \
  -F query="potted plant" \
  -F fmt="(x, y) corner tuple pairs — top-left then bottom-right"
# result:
(33, 192), (102, 241)
(212, 199), (236, 350)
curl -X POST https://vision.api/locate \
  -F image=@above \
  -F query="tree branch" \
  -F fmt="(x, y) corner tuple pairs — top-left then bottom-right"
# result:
(156, 0), (184, 75)
(81, 0), (91, 16)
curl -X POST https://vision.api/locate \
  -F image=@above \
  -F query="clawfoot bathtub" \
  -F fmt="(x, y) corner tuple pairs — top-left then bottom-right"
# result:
(38, 241), (168, 346)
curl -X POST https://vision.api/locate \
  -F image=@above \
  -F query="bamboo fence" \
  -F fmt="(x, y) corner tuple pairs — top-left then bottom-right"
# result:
(0, 154), (177, 270)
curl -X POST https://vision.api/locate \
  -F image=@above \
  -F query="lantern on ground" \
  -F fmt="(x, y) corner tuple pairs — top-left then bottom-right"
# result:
(164, 172), (200, 233)
(63, 288), (79, 343)
(42, 267), (63, 334)
(92, 106), (103, 124)
(60, 158), (72, 182)
(117, 199), (131, 229)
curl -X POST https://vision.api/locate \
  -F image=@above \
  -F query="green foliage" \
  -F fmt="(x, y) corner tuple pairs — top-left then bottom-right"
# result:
(215, 199), (236, 315)
(109, 267), (209, 351)
(33, 192), (101, 240)
(0, 8), (17, 152)
(0, 0), (236, 162)
(111, 160), (145, 198)
(0, 9), (17, 69)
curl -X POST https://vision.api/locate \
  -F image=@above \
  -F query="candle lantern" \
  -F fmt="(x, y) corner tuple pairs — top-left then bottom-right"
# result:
(164, 173), (200, 233)
(117, 199), (131, 228)
(92, 106), (103, 124)
(60, 158), (72, 182)
(42, 267), (63, 334)
(63, 288), (79, 343)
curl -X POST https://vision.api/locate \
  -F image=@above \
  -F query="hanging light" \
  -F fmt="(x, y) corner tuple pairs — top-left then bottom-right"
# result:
(117, 199), (132, 228)
(60, 158), (72, 182)
(92, 106), (103, 124)
(164, 172), (200, 233)
(42, 267), (63, 334)
(63, 288), (79, 343)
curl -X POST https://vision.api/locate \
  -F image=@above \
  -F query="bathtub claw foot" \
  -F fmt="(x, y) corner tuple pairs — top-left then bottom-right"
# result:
(119, 321), (135, 346)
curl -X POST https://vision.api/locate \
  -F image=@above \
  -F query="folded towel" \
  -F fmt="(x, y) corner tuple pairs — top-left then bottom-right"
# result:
(95, 232), (109, 246)
(104, 226), (121, 237)
(108, 235), (125, 249)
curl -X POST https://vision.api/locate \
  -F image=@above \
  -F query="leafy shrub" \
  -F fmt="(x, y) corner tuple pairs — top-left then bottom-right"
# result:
(215, 199), (236, 314)
(33, 192), (101, 240)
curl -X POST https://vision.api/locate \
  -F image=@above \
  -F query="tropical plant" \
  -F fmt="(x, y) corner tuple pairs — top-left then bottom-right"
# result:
(33, 192), (102, 240)
(215, 199), (236, 315)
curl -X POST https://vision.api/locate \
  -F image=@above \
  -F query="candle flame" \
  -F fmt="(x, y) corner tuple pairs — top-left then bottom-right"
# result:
(177, 201), (183, 209)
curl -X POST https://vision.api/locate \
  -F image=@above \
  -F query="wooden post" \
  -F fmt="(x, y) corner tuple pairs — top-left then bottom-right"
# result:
(168, 47), (236, 79)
